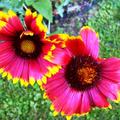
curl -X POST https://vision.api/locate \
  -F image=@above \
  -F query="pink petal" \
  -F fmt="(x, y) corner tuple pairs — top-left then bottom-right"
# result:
(13, 58), (24, 78)
(52, 87), (70, 113)
(70, 92), (82, 114)
(28, 59), (43, 81)
(89, 87), (109, 108)
(61, 89), (82, 115)
(7, 16), (24, 32)
(79, 26), (99, 58)
(53, 87), (80, 115)
(5, 57), (24, 78)
(97, 79), (118, 101)
(0, 51), (15, 68)
(80, 91), (91, 114)
(45, 70), (68, 100)
(20, 60), (29, 82)
(38, 54), (51, 74)
(101, 58), (120, 71)
(0, 41), (12, 52)
(101, 58), (120, 83)
(0, 22), (17, 37)
(0, 42), (15, 67)
(48, 48), (71, 65)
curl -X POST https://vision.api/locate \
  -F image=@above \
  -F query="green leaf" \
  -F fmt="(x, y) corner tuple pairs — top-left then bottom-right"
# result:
(33, 0), (53, 22)
(25, 0), (34, 6)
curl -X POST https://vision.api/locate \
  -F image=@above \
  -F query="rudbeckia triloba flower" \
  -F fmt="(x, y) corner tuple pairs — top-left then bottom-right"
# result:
(0, 9), (60, 86)
(44, 26), (120, 119)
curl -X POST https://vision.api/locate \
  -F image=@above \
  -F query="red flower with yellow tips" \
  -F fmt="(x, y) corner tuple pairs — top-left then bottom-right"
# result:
(0, 9), (60, 86)
(44, 26), (120, 118)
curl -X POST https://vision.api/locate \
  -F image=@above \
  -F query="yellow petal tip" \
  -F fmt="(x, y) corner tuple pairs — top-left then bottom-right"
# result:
(43, 93), (48, 99)
(42, 76), (47, 84)
(13, 77), (19, 84)
(66, 116), (72, 120)
(50, 104), (54, 111)
(53, 111), (58, 116)
(2, 71), (7, 78)
(37, 80), (42, 86)
(24, 81), (29, 87)
(29, 77), (35, 86)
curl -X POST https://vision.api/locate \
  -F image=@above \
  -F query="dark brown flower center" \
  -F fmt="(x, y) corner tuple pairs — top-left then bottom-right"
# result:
(65, 56), (101, 91)
(13, 31), (43, 59)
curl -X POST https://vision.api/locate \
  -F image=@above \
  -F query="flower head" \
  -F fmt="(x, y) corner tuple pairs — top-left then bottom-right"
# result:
(0, 9), (58, 86)
(44, 26), (120, 118)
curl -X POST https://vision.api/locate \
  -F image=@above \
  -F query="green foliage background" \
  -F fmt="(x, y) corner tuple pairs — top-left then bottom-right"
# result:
(0, 0), (120, 120)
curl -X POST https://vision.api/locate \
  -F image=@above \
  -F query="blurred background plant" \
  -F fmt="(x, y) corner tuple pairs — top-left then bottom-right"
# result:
(0, 0), (120, 119)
